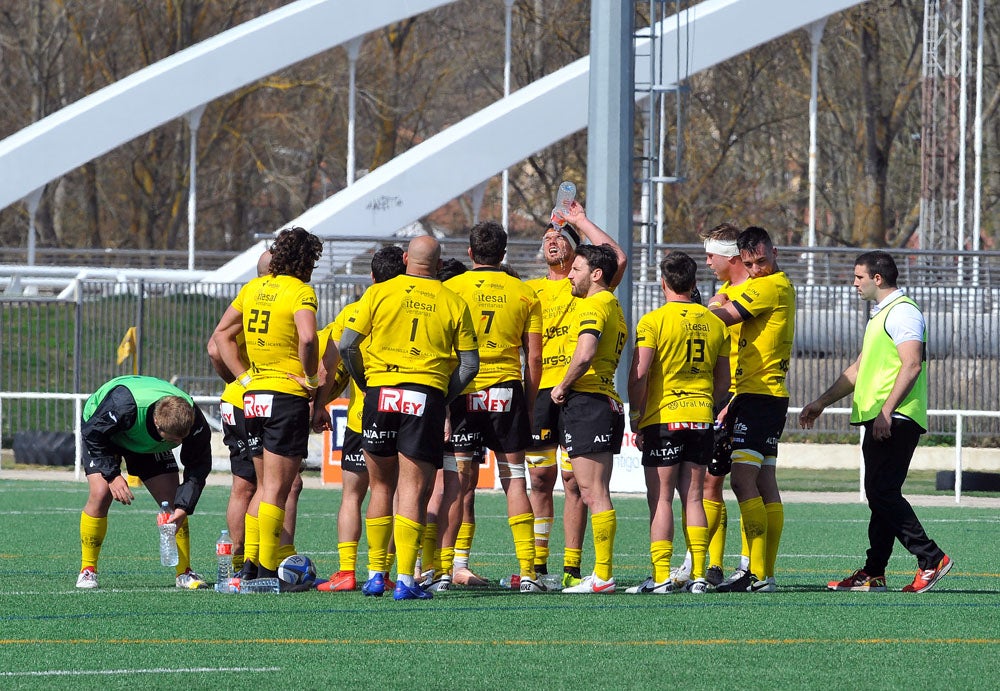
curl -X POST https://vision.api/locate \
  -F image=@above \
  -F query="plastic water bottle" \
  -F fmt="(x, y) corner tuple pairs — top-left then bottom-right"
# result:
(157, 501), (178, 567)
(215, 529), (234, 593)
(540, 572), (563, 591)
(239, 577), (281, 594)
(550, 180), (577, 228)
(499, 574), (521, 590)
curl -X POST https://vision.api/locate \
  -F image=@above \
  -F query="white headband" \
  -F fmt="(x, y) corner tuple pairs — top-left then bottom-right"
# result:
(704, 238), (740, 257)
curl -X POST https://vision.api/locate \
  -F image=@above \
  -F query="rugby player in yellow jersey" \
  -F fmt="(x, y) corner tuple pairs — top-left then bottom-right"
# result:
(669, 223), (751, 589)
(437, 221), (544, 592)
(524, 201), (627, 588)
(310, 245), (405, 592)
(708, 226), (796, 593)
(207, 250), (303, 579)
(210, 226), (323, 584)
(698, 223), (752, 588)
(550, 243), (628, 594)
(339, 236), (479, 601)
(626, 251), (731, 595)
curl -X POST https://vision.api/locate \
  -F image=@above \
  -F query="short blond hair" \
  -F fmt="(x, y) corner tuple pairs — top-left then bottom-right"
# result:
(153, 396), (195, 439)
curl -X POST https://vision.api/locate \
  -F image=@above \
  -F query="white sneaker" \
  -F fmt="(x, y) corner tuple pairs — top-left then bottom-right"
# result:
(669, 563), (691, 588)
(749, 575), (777, 593)
(562, 573), (616, 594)
(175, 569), (209, 590)
(519, 577), (547, 593)
(684, 578), (709, 594)
(625, 576), (676, 594)
(76, 568), (98, 589)
(426, 574), (452, 592)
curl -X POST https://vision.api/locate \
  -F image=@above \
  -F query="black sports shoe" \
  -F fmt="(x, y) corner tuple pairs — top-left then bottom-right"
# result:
(257, 565), (278, 579)
(235, 561), (258, 580)
(715, 569), (755, 593)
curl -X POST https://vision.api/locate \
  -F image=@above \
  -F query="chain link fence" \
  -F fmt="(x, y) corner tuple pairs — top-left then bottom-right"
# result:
(2, 246), (998, 449)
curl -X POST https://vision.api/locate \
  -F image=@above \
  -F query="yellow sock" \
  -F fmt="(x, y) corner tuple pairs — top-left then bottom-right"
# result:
(705, 500), (727, 568)
(534, 516), (553, 568)
(258, 502), (285, 571)
(591, 509), (617, 581)
(244, 513), (259, 565)
(276, 543), (296, 562)
(421, 522), (438, 574)
(650, 539), (672, 583)
(385, 551), (396, 576)
(508, 512), (536, 578)
(454, 522), (475, 570)
(740, 515), (749, 566)
(738, 497), (767, 579)
(338, 541), (359, 572)
(685, 525), (709, 580)
(79, 512), (107, 570)
(764, 502), (784, 579)
(365, 516), (392, 574)
(174, 517), (191, 575)
(439, 546), (455, 576)
(564, 547), (583, 572)
(232, 552), (245, 570)
(394, 514), (423, 583)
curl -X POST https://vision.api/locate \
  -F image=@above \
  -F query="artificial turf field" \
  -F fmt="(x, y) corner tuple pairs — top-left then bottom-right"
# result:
(1, 475), (998, 689)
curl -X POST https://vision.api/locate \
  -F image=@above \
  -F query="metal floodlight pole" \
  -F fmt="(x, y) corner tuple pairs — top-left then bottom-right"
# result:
(806, 19), (827, 286)
(502, 0), (514, 230)
(346, 37), (364, 186)
(972, 0), (984, 283)
(185, 105), (205, 271)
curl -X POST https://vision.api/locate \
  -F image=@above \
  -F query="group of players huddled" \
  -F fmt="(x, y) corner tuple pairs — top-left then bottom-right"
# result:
(75, 199), (797, 598)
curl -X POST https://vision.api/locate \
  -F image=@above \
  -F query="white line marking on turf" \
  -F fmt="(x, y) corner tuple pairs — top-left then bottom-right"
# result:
(0, 667), (281, 677)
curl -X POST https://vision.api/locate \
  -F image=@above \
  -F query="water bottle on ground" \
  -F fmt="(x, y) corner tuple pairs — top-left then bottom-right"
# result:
(215, 529), (234, 593)
(549, 180), (577, 228)
(540, 573), (563, 590)
(499, 574), (521, 589)
(157, 501), (178, 567)
(239, 578), (281, 594)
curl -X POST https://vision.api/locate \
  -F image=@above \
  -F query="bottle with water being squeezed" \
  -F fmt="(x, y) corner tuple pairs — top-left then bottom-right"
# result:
(549, 180), (577, 228)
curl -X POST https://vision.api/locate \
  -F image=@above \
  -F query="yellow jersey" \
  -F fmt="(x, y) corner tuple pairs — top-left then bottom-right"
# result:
(346, 274), (478, 394)
(524, 276), (576, 389)
(729, 271), (795, 397)
(220, 331), (248, 408)
(445, 268), (542, 391)
(565, 290), (627, 402)
(321, 306), (364, 433)
(634, 302), (730, 426)
(719, 280), (745, 391)
(232, 274), (318, 398)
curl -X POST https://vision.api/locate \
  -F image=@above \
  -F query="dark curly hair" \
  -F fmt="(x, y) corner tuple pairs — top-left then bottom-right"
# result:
(269, 226), (323, 282)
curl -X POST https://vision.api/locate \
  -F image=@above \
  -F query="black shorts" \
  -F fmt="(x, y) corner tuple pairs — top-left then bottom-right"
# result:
(84, 448), (178, 482)
(530, 387), (563, 448)
(243, 390), (311, 459)
(362, 384), (447, 468)
(728, 393), (788, 459)
(447, 397), (484, 453)
(639, 423), (713, 468)
(453, 381), (531, 454)
(341, 428), (367, 474)
(561, 391), (625, 458)
(221, 402), (256, 482)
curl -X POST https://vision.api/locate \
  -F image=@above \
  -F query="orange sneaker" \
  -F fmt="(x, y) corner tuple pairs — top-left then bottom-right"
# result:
(317, 570), (356, 592)
(902, 554), (953, 593)
(452, 567), (490, 587)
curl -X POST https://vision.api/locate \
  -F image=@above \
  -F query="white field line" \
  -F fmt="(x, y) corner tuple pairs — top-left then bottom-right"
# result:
(0, 667), (281, 677)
